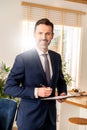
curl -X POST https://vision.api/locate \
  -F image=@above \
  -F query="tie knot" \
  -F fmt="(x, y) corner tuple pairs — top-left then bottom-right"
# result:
(42, 54), (48, 58)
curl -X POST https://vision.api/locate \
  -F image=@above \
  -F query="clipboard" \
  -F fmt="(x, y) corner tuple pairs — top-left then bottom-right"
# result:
(42, 94), (81, 100)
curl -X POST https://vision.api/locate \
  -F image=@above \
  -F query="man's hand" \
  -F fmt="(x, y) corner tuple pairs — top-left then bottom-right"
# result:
(38, 85), (53, 97)
(57, 92), (67, 103)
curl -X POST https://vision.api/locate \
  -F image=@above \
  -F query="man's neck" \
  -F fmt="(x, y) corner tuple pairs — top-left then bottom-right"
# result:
(36, 47), (48, 54)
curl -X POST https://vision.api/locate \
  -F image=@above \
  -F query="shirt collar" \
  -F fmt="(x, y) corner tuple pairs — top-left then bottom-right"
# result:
(36, 47), (48, 56)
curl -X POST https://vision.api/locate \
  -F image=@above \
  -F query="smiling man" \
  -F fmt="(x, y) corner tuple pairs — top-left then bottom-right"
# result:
(4, 18), (67, 130)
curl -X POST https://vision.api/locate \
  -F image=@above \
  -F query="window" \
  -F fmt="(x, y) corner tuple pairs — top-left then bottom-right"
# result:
(49, 25), (81, 87)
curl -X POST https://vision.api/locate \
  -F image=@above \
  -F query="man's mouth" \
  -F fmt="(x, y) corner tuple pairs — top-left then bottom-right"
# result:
(40, 39), (48, 42)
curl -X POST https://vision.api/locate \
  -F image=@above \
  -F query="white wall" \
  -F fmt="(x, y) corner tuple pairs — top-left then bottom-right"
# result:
(0, 0), (22, 66)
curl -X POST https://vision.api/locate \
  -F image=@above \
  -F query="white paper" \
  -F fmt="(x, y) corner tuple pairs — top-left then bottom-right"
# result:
(42, 94), (80, 100)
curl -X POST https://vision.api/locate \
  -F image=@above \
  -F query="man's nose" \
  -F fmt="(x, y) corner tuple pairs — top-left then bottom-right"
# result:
(42, 34), (46, 39)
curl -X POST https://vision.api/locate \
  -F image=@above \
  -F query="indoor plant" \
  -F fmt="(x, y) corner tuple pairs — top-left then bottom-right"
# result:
(62, 61), (72, 86)
(0, 62), (10, 98)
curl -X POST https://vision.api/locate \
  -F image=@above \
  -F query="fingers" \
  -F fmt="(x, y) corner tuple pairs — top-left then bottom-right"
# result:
(57, 98), (66, 103)
(57, 92), (67, 103)
(38, 86), (53, 97)
(59, 92), (66, 96)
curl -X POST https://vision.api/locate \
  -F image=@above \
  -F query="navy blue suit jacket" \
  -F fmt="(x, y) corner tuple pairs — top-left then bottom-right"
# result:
(4, 49), (67, 130)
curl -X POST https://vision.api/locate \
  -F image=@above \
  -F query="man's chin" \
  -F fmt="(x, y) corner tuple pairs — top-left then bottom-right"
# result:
(42, 45), (48, 49)
(40, 46), (48, 52)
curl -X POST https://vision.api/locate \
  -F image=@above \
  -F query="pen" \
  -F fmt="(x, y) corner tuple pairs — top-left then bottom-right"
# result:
(40, 84), (46, 87)
(40, 84), (43, 87)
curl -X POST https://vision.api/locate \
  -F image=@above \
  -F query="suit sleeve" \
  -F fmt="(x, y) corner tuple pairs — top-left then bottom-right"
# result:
(4, 55), (35, 99)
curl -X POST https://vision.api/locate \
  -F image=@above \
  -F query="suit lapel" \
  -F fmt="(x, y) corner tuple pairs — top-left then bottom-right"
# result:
(33, 49), (47, 82)
(49, 51), (55, 77)
(48, 50), (57, 84)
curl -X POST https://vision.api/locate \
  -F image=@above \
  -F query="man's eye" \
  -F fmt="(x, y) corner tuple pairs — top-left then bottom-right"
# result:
(38, 32), (52, 35)
(38, 32), (42, 35)
(46, 32), (52, 35)
(46, 33), (51, 35)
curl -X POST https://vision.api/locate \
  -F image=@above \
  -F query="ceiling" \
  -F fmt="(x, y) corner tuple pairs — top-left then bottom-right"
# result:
(65, 0), (87, 4)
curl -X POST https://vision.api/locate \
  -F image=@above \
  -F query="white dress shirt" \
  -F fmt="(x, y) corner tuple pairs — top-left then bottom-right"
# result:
(34, 48), (53, 98)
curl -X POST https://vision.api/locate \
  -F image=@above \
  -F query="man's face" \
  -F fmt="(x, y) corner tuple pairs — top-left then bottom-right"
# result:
(34, 24), (54, 52)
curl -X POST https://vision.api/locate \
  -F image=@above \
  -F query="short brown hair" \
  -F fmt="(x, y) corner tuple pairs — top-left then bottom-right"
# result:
(34, 18), (54, 32)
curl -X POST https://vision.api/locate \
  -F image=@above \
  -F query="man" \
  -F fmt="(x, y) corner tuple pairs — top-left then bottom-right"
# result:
(4, 18), (67, 130)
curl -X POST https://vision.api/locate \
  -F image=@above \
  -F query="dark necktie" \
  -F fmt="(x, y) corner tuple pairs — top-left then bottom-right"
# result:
(42, 54), (50, 83)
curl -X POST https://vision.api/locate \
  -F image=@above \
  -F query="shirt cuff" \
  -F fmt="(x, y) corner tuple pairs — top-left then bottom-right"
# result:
(34, 88), (39, 98)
